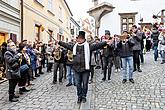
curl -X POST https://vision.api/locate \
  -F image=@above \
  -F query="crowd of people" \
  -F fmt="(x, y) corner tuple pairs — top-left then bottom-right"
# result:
(1, 24), (165, 104)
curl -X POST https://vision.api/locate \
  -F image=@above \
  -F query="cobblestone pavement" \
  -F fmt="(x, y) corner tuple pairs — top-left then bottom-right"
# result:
(93, 51), (165, 110)
(0, 70), (81, 110)
(1, 52), (165, 110)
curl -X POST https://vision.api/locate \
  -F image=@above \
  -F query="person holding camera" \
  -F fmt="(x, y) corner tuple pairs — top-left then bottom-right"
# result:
(4, 42), (22, 102)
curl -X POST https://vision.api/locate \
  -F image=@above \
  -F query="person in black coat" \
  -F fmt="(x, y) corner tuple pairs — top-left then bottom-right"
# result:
(56, 31), (110, 104)
(4, 42), (21, 102)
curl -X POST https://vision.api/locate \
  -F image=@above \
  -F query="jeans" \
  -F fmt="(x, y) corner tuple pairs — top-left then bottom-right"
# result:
(74, 71), (90, 98)
(153, 46), (158, 61)
(114, 56), (121, 69)
(66, 65), (75, 84)
(103, 56), (113, 80)
(161, 50), (165, 62)
(53, 62), (63, 82)
(121, 56), (133, 80)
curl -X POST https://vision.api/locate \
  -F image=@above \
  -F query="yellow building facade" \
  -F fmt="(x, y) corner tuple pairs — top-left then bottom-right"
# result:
(23, 0), (72, 43)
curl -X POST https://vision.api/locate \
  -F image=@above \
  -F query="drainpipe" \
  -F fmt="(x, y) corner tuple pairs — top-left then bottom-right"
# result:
(20, 0), (23, 41)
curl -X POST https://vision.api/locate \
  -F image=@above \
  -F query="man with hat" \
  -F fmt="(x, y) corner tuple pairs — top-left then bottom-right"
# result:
(56, 31), (110, 103)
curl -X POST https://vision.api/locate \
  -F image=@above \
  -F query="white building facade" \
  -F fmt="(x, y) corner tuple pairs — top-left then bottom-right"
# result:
(70, 17), (80, 40)
(97, 0), (165, 36)
(0, 0), (20, 44)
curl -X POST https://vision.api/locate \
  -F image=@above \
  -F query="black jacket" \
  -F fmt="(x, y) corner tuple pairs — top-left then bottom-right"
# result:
(59, 41), (106, 73)
(117, 38), (135, 58)
(151, 29), (160, 46)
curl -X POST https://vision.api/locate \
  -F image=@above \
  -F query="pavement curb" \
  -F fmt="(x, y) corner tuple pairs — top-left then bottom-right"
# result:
(0, 78), (7, 84)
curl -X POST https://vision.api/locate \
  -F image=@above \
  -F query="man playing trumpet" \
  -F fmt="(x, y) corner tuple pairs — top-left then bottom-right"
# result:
(117, 30), (135, 84)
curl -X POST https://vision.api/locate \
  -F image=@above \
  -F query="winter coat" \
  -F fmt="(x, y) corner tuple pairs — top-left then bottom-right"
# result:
(4, 48), (20, 79)
(118, 38), (135, 58)
(132, 31), (143, 51)
(58, 41), (107, 73)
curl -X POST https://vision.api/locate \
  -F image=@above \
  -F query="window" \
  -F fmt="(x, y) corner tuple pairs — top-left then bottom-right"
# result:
(122, 18), (127, 23)
(48, 0), (53, 11)
(122, 24), (127, 30)
(119, 12), (137, 33)
(128, 18), (133, 23)
(35, 24), (41, 42)
(129, 24), (133, 30)
(59, 7), (62, 22)
(48, 29), (53, 42)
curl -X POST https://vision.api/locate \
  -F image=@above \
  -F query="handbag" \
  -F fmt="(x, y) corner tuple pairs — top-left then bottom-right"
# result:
(20, 64), (29, 73)
(8, 69), (21, 79)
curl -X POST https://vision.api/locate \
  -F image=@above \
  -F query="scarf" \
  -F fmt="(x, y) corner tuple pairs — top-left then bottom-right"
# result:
(73, 41), (90, 70)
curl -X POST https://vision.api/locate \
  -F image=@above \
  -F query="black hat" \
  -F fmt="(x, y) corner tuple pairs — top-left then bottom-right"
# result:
(105, 30), (110, 35)
(78, 31), (85, 39)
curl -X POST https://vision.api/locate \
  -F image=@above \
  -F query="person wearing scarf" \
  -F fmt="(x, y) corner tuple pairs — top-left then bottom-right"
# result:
(57, 31), (108, 104)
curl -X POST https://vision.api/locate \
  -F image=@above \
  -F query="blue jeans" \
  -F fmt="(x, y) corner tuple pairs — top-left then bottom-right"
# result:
(66, 65), (75, 84)
(153, 46), (158, 61)
(161, 50), (165, 61)
(121, 56), (133, 80)
(74, 71), (90, 98)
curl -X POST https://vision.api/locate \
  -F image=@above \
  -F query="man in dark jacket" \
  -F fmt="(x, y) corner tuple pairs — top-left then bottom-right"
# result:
(101, 30), (114, 81)
(132, 25), (143, 72)
(118, 31), (135, 84)
(56, 31), (108, 104)
(4, 42), (21, 102)
(151, 27), (160, 61)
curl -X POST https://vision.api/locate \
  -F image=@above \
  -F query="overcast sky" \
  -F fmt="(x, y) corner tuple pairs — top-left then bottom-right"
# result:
(66, 0), (92, 20)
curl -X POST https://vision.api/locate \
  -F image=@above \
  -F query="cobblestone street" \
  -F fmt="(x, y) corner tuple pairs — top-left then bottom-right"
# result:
(93, 51), (165, 110)
(0, 52), (165, 110)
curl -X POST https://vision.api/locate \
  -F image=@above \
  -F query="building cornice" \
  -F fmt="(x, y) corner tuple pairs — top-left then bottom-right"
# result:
(0, 0), (20, 13)
(0, 10), (20, 23)
(70, 17), (80, 28)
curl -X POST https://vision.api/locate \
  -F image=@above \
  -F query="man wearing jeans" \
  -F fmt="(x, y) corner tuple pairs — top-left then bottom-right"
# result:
(118, 30), (135, 84)
(57, 31), (108, 103)
(151, 26), (160, 61)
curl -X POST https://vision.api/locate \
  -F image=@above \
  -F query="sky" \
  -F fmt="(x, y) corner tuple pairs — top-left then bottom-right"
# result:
(66, 0), (92, 20)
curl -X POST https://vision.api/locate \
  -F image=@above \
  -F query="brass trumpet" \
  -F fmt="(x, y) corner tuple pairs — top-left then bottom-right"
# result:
(54, 47), (61, 61)
(67, 50), (73, 62)
(119, 35), (129, 43)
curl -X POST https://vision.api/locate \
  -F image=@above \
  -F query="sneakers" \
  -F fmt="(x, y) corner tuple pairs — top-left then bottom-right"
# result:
(82, 97), (86, 103)
(122, 79), (127, 84)
(117, 69), (121, 72)
(129, 79), (135, 83)
(66, 83), (72, 87)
